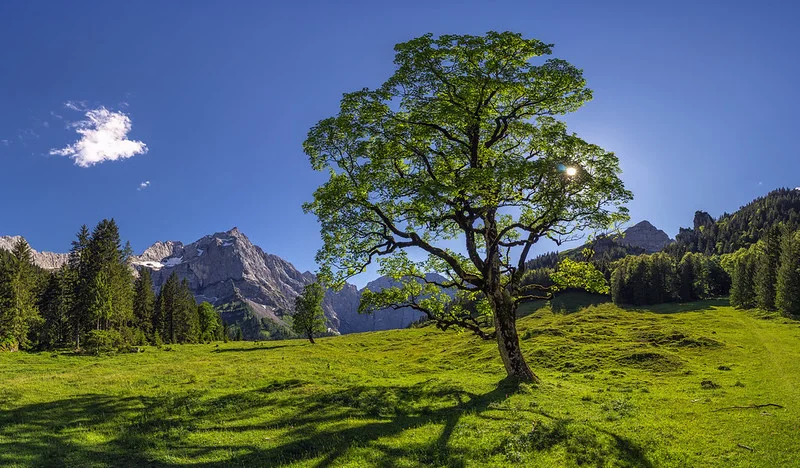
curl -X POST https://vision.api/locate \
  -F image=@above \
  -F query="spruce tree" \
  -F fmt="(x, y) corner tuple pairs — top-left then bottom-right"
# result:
(610, 260), (626, 305)
(84, 219), (134, 331)
(0, 238), (40, 350)
(133, 269), (156, 340)
(38, 272), (65, 347)
(173, 279), (199, 343)
(68, 225), (91, 348)
(755, 226), (782, 310)
(776, 230), (800, 318)
(730, 253), (756, 308)
(627, 257), (650, 306)
(677, 253), (698, 302)
(156, 272), (180, 343)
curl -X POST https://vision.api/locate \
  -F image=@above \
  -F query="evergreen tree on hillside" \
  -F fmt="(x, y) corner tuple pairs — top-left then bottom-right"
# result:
(648, 253), (677, 303)
(38, 272), (66, 347)
(133, 269), (156, 340)
(668, 189), (800, 256)
(776, 230), (800, 318)
(173, 279), (199, 343)
(627, 257), (651, 305)
(755, 225), (782, 310)
(291, 282), (326, 344)
(677, 253), (706, 302)
(155, 272), (180, 343)
(83, 219), (134, 331)
(730, 251), (757, 309)
(0, 238), (40, 350)
(68, 225), (91, 348)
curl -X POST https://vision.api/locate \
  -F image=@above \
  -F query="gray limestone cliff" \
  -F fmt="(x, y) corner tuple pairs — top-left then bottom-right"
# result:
(616, 221), (673, 253)
(0, 236), (69, 270)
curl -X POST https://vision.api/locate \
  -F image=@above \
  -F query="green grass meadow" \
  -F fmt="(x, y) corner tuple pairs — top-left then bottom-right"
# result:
(2, 295), (799, 467)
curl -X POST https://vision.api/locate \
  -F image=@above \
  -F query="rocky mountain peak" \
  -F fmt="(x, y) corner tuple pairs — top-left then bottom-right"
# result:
(138, 240), (185, 263)
(618, 221), (673, 253)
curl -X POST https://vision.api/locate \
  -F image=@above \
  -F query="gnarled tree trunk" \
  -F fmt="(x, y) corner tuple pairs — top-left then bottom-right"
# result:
(492, 293), (538, 383)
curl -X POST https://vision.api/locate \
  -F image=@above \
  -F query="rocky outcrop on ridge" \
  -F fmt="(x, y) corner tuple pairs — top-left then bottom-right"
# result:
(0, 236), (69, 270)
(617, 221), (673, 253)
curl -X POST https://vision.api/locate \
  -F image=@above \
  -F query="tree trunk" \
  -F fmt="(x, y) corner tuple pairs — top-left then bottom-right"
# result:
(493, 295), (539, 383)
(308, 332), (315, 344)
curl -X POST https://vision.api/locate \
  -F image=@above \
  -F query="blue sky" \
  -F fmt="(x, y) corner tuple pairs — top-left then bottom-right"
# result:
(1, 1), (798, 286)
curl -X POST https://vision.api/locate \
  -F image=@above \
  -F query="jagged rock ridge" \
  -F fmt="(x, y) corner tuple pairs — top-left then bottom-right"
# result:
(0, 228), (440, 335)
(0, 236), (69, 270)
(131, 228), (419, 335)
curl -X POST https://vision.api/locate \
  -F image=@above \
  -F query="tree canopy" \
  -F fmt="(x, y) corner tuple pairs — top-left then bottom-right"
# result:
(291, 282), (327, 344)
(304, 31), (631, 381)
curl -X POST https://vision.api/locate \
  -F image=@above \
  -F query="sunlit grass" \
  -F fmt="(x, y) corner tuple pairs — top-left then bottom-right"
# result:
(1, 295), (799, 467)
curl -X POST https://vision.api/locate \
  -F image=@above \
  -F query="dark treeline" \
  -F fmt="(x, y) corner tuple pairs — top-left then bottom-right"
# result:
(521, 206), (800, 319)
(724, 226), (800, 317)
(0, 219), (225, 353)
(610, 252), (730, 306)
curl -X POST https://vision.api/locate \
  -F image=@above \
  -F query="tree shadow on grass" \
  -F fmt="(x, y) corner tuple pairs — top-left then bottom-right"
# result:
(627, 298), (730, 314)
(518, 291), (611, 318)
(0, 378), (655, 467)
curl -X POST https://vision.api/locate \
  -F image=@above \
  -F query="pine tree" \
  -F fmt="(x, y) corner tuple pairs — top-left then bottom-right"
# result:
(776, 230), (800, 318)
(133, 269), (156, 340)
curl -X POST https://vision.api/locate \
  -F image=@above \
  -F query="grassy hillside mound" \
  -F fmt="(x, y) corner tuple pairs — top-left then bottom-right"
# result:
(1, 296), (799, 467)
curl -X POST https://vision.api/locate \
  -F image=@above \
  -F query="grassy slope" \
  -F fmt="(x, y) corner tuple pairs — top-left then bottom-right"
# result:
(1, 296), (799, 467)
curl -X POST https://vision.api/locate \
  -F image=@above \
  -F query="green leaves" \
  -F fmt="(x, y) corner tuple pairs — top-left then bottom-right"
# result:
(551, 258), (610, 295)
(305, 32), (631, 339)
(292, 282), (327, 342)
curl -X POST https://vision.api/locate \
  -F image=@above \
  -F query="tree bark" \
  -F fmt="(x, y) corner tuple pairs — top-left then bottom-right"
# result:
(492, 294), (539, 383)
(308, 332), (315, 344)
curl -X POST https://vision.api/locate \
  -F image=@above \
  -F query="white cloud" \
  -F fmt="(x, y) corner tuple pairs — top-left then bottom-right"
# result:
(137, 180), (151, 191)
(64, 100), (87, 111)
(50, 106), (148, 167)
(1, 139), (8, 146)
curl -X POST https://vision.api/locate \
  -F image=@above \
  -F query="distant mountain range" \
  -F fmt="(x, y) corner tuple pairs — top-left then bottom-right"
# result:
(2, 223), (663, 337)
(4, 187), (797, 337)
(0, 228), (423, 336)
